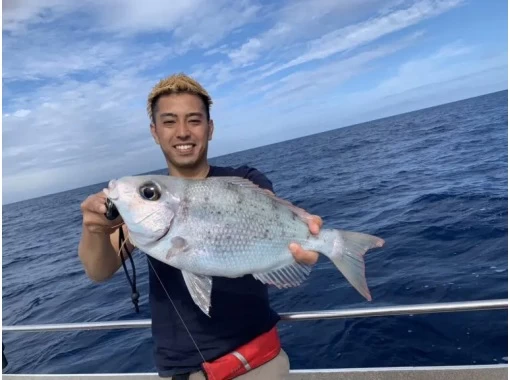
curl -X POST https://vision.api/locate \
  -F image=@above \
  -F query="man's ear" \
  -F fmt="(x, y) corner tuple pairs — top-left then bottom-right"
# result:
(150, 123), (160, 145)
(208, 119), (214, 141)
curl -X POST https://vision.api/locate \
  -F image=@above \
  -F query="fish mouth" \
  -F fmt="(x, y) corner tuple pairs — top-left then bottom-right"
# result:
(105, 179), (119, 200)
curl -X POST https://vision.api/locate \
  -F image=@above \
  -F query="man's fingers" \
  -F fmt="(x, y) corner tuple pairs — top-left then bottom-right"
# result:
(80, 193), (110, 216)
(96, 201), (107, 215)
(289, 243), (319, 265)
(309, 221), (319, 235)
(307, 215), (323, 235)
(87, 193), (108, 214)
(311, 215), (323, 228)
(85, 198), (107, 215)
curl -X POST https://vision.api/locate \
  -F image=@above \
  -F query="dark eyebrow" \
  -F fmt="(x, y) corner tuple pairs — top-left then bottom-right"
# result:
(159, 112), (204, 118)
(159, 112), (177, 118)
(186, 112), (204, 118)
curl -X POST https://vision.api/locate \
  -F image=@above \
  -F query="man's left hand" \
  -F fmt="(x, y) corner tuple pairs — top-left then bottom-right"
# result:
(289, 215), (322, 265)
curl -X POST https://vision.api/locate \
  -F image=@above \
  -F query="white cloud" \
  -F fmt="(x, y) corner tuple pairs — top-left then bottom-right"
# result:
(258, 0), (464, 78)
(2, 0), (506, 204)
(3, 0), (261, 52)
(190, 0), (462, 92)
(226, 0), (384, 66)
(251, 32), (425, 105)
(3, 34), (130, 82)
(2, 0), (74, 33)
(95, 0), (260, 42)
(2, 67), (159, 192)
(366, 44), (476, 97)
(195, 39), (507, 159)
(11, 109), (32, 118)
(296, 43), (508, 127)
(189, 0), (387, 90)
(228, 38), (263, 66)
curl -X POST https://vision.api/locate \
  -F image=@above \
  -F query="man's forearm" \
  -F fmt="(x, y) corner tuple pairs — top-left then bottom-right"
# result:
(78, 226), (122, 282)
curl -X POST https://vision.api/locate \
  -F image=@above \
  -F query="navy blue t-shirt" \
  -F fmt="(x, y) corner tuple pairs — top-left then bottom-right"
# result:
(147, 165), (281, 377)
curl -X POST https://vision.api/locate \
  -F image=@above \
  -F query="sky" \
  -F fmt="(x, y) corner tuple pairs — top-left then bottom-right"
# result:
(2, 0), (508, 204)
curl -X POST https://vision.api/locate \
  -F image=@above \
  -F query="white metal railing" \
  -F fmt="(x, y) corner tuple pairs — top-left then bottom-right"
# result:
(2, 299), (508, 333)
(2, 299), (507, 375)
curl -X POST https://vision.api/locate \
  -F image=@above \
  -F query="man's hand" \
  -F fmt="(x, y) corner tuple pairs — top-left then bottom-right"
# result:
(262, 189), (322, 265)
(78, 191), (131, 282)
(289, 215), (322, 265)
(81, 191), (123, 234)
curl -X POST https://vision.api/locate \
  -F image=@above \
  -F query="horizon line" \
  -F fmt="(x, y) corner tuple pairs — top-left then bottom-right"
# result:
(3, 88), (508, 206)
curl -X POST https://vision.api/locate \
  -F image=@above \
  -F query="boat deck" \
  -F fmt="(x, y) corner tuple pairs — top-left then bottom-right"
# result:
(2, 365), (508, 380)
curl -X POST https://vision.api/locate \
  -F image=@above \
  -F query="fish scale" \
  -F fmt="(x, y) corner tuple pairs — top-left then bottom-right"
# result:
(106, 175), (385, 317)
(173, 181), (310, 274)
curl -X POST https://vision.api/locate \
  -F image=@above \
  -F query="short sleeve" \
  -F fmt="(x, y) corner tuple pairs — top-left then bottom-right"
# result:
(239, 165), (274, 192)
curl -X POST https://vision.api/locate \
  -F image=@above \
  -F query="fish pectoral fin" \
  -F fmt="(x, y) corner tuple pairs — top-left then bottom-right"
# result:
(253, 261), (313, 289)
(182, 271), (213, 317)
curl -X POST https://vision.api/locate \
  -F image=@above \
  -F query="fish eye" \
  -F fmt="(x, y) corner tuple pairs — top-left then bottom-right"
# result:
(139, 182), (161, 201)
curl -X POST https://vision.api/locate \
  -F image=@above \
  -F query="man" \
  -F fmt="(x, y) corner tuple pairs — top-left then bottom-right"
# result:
(78, 73), (322, 379)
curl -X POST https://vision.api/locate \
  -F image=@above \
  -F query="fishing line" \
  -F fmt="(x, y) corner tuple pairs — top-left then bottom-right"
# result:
(146, 258), (210, 369)
(105, 199), (213, 379)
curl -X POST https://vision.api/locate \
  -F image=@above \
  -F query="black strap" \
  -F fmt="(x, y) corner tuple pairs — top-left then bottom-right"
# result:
(104, 198), (140, 313)
(119, 226), (140, 313)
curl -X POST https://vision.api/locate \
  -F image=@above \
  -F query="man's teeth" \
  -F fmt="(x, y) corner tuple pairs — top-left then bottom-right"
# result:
(176, 145), (193, 151)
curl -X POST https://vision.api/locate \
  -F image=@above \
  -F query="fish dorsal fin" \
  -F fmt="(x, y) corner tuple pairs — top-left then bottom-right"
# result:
(252, 261), (313, 289)
(212, 176), (313, 224)
(181, 271), (213, 317)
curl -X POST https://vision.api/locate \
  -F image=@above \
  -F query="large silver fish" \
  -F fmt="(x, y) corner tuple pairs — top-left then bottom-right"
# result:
(104, 175), (385, 316)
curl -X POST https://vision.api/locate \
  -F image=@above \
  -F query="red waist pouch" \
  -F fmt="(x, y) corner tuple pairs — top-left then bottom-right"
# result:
(201, 326), (281, 380)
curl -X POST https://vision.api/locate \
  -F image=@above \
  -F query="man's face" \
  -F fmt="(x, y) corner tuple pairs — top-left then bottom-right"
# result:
(150, 93), (214, 170)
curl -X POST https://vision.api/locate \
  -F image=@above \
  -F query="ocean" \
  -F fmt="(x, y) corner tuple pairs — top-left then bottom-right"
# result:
(2, 90), (508, 375)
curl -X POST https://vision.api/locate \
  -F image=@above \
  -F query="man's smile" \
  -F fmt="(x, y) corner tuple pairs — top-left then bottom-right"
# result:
(174, 143), (196, 154)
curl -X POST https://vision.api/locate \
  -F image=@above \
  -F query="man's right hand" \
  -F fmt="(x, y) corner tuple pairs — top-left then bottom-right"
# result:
(80, 191), (122, 235)
(78, 191), (130, 282)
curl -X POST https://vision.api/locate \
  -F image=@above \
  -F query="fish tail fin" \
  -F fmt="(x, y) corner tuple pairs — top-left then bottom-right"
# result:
(320, 229), (384, 301)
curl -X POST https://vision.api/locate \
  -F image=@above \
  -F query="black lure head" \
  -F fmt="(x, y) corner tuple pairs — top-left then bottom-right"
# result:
(104, 198), (120, 220)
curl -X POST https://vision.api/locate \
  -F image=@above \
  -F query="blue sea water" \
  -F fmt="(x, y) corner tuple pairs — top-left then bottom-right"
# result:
(2, 91), (508, 375)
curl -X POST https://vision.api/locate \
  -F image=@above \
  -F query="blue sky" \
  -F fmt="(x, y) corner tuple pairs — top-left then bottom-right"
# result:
(2, 0), (508, 204)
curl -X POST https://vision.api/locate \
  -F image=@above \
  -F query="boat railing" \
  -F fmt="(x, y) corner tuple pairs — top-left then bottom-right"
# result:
(2, 299), (508, 376)
(2, 299), (508, 333)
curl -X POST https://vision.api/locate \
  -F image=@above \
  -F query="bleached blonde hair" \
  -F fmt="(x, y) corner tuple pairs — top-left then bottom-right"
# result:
(147, 73), (213, 122)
